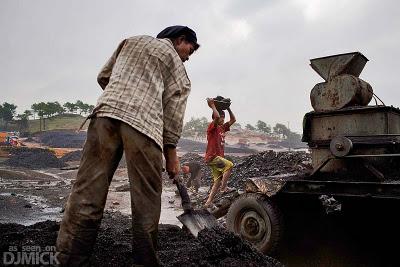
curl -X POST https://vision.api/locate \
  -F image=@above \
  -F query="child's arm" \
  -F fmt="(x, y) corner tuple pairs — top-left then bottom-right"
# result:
(226, 107), (236, 127)
(207, 98), (220, 125)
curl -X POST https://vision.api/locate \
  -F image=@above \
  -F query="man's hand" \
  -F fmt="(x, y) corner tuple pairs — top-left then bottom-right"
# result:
(164, 146), (180, 179)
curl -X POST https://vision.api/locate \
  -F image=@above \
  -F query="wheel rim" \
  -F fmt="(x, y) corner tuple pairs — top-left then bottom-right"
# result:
(238, 210), (271, 244)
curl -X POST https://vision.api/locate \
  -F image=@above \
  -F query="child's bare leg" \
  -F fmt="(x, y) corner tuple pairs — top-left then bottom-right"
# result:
(205, 179), (221, 206)
(220, 167), (233, 192)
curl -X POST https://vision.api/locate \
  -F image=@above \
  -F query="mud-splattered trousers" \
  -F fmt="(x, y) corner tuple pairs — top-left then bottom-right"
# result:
(56, 117), (163, 267)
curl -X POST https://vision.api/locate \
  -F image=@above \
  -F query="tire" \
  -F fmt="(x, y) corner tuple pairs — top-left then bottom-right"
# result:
(226, 193), (283, 254)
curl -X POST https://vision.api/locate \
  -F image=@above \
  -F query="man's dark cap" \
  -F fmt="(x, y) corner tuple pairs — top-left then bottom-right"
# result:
(157, 25), (200, 50)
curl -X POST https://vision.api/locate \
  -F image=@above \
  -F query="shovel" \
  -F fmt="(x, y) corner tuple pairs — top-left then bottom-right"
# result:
(174, 178), (218, 237)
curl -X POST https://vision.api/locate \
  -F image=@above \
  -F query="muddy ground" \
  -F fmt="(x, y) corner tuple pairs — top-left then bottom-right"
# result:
(1, 146), (400, 266)
(0, 212), (282, 267)
(0, 162), (282, 266)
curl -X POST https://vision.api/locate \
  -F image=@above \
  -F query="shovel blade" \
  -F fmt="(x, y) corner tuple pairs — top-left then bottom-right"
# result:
(178, 209), (218, 237)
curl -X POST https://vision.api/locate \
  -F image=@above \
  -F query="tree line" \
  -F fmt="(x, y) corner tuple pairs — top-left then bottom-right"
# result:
(0, 100), (95, 132)
(182, 117), (302, 143)
(245, 121), (300, 141)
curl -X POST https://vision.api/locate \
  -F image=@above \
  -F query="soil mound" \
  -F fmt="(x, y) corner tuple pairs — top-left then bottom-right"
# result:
(178, 151), (311, 188)
(159, 225), (282, 267)
(229, 150), (312, 188)
(60, 150), (83, 163)
(2, 147), (66, 169)
(35, 130), (86, 148)
(0, 212), (282, 267)
(23, 137), (36, 142)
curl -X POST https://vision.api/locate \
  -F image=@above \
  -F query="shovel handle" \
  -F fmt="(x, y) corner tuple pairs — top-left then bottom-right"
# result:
(173, 178), (192, 212)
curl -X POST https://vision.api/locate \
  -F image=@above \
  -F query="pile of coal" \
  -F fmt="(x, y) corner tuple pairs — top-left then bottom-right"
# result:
(228, 150), (312, 188)
(35, 130), (87, 148)
(158, 226), (282, 267)
(2, 147), (66, 169)
(178, 151), (311, 189)
(0, 212), (283, 267)
(178, 138), (207, 153)
(60, 150), (83, 163)
(23, 137), (36, 142)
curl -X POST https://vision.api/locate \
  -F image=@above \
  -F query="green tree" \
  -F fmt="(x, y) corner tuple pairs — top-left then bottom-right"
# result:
(31, 102), (47, 131)
(31, 103), (38, 119)
(182, 117), (208, 138)
(256, 120), (271, 134)
(75, 100), (85, 115)
(16, 113), (29, 132)
(31, 103), (46, 121)
(245, 124), (256, 131)
(87, 104), (95, 114)
(38, 102), (47, 131)
(273, 123), (290, 138)
(23, 110), (33, 120)
(79, 103), (94, 115)
(53, 101), (65, 115)
(0, 102), (17, 129)
(43, 102), (55, 118)
(44, 101), (64, 118)
(63, 102), (77, 113)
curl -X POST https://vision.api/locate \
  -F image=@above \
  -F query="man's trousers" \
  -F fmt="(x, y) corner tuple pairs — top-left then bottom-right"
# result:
(56, 117), (163, 266)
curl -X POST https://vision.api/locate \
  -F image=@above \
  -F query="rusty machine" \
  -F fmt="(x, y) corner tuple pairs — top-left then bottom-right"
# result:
(220, 52), (400, 254)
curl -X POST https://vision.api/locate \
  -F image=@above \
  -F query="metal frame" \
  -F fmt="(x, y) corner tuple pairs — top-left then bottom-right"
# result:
(280, 179), (400, 199)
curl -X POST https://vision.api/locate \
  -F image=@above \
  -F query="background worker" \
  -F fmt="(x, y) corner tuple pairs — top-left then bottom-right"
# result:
(181, 161), (202, 193)
(56, 25), (200, 267)
(204, 98), (236, 208)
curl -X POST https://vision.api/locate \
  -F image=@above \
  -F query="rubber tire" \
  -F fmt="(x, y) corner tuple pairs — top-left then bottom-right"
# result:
(226, 193), (283, 255)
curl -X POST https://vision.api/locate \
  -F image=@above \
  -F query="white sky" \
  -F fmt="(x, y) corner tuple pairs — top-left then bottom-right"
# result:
(1, 0), (400, 133)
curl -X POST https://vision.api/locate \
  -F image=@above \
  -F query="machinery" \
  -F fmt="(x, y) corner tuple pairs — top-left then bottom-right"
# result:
(219, 52), (400, 254)
(0, 131), (20, 146)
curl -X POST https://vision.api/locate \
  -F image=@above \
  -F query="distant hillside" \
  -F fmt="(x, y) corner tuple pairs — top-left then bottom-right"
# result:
(28, 114), (88, 133)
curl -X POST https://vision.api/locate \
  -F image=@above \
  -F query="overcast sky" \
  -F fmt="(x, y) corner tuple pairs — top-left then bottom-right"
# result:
(1, 0), (400, 133)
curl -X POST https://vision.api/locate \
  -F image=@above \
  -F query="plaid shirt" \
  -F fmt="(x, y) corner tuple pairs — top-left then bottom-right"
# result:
(95, 35), (191, 149)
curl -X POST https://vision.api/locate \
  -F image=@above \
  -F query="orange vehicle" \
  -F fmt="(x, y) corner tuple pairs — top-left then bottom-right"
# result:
(0, 131), (20, 146)
(0, 132), (9, 144)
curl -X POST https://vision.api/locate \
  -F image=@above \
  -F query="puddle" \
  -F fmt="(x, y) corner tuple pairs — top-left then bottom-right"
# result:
(35, 169), (73, 185)
(159, 187), (184, 226)
(0, 193), (62, 225)
(0, 184), (206, 227)
(105, 185), (199, 226)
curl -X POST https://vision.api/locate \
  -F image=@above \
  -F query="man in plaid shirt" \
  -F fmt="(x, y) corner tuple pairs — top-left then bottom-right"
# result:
(56, 26), (200, 266)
